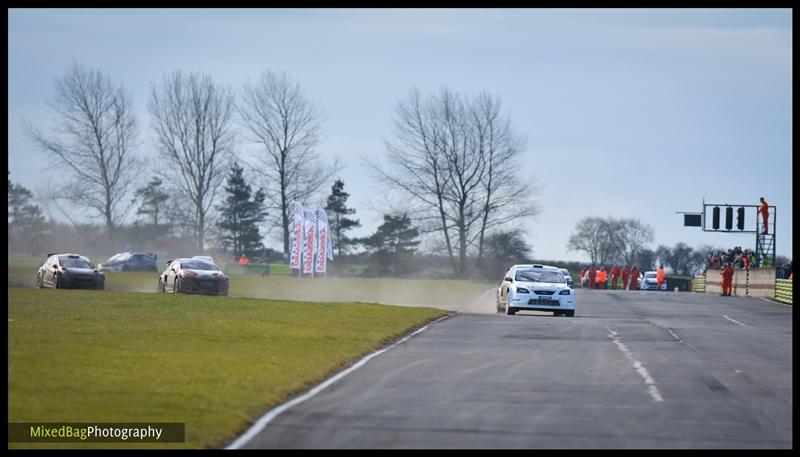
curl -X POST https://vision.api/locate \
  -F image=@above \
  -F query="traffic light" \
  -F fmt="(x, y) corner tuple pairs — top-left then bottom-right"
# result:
(737, 207), (745, 231)
(725, 206), (733, 230)
(712, 206), (720, 230)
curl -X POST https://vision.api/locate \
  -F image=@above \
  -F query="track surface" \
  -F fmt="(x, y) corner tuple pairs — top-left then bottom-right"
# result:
(236, 289), (792, 448)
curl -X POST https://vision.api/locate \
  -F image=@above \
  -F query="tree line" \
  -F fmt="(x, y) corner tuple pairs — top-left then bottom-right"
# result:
(565, 215), (772, 276)
(12, 63), (540, 279)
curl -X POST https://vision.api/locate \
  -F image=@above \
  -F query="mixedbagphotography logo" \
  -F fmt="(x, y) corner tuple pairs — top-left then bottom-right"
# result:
(8, 423), (185, 443)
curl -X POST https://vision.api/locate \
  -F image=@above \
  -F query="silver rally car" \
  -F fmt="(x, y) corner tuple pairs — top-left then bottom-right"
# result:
(35, 253), (105, 290)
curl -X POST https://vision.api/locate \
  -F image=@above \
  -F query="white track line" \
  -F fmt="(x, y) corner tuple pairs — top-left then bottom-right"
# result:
(761, 297), (792, 306)
(225, 314), (452, 449)
(606, 327), (664, 402)
(722, 315), (748, 327)
(665, 327), (700, 353)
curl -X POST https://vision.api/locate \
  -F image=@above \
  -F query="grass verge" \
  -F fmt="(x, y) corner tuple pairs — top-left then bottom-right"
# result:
(8, 287), (447, 449)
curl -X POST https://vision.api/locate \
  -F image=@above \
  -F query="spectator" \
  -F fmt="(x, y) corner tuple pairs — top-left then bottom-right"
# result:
(656, 264), (665, 290)
(610, 264), (620, 289)
(596, 266), (608, 289)
(621, 265), (630, 290)
(588, 265), (597, 289)
(721, 262), (734, 296)
(238, 254), (250, 265)
(629, 266), (640, 290)
(759, 197), (769, 234)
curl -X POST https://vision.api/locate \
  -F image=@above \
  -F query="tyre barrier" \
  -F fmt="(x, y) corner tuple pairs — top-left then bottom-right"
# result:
(775, 279), (793, 305)
(692, 275), (706, 293)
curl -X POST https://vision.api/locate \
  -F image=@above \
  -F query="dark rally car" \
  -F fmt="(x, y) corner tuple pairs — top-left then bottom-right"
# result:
(35, 253), (105, 290)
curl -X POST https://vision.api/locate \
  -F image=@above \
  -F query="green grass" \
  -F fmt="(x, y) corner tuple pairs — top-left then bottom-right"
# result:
(8, 287), (447, 449)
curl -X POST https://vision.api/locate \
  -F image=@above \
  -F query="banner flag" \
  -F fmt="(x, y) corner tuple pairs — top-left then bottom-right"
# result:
(302, 209), (317, 274)
(315, 209), (329, 273)
(289, 201), (304, 269)
(325, 213), (334, 261)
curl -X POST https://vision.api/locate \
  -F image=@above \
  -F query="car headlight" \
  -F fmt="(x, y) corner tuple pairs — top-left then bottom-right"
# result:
(559, 289), (571, 295)
(515, 287), (529, 294)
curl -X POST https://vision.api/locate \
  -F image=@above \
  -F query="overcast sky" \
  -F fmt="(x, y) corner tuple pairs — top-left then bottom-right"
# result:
(8, 8), (793, 261)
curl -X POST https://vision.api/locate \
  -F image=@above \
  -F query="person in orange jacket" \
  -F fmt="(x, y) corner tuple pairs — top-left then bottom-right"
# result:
(238, 254), (250, 265)
(656, 265), (665, 290)
(758, 197), (769, 234)
(629, 266), (640, 290)
(588, 266), (597, 289)
(721, 262), (734, 296)
(610, 264), (620, 289)
(596, 266), (608, 289)
(621, 265), (630, 290)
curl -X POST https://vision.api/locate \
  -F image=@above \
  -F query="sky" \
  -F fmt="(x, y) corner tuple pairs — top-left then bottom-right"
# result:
(7, 8), (793, 261)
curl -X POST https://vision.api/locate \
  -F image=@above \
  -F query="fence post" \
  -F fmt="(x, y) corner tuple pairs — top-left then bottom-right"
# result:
(746, 267), (750, 297)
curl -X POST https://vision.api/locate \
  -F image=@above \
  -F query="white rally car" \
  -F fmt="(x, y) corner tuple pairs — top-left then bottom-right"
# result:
(496, 264), (576, 316)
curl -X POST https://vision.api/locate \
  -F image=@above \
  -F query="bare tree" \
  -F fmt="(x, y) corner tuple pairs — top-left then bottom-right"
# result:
(568, 216), (654, 266)
(367, 87), (537, 276)
(25, 63), (140, 232)
(237, 70), (339, 256)
(149, 70), (236, 252)
(616, 217), (655, 266)
(567, 217), (606, 265)
(472, 92), (536, 266)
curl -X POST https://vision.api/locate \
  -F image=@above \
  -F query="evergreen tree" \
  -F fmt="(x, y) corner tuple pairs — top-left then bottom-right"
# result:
(215, 162), (268, 258)
(133, 177), (169, 225)
(8, 174), (47, 255)
(324, 179), (361, 256)
(363, 213), (419, 277)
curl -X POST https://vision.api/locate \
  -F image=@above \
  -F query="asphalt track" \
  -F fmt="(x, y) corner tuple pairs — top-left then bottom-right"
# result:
(232, 289), (792, 449)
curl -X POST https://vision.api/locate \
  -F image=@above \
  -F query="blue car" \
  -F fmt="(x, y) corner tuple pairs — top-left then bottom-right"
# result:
(98, 252), (158, 272)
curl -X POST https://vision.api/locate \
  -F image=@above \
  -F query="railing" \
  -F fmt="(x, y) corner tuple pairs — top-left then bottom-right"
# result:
(775, 279), (792, 304)
(692, 275), (706, 293)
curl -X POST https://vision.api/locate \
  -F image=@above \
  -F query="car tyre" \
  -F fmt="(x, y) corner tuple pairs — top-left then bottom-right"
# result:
(565, 310), (575, 317)
(122, 265), (129, 272)
(55, 273), (63, 289)
(34, 273), (43, 289)
(505, 302), (516, 315)
(173, 278), (180, 294)
(157, 279), (163, 293)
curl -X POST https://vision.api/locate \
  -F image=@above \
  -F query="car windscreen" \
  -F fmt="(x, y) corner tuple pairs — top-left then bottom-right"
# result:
(180, 260), (219, 271)
(644, 272), (656, 278)
(515, 269), (565, 284)
(59, 256), (94, 269)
